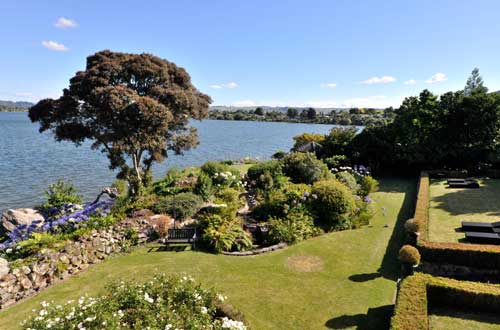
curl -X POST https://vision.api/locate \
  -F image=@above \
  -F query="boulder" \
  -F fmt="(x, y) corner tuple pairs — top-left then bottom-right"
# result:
(1, 208), (44, 234)
(0, 258), (9, 277)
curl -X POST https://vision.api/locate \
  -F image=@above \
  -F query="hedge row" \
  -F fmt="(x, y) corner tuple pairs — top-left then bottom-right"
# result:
(390, 273), (500, 330)
(413, 172), (500, 269)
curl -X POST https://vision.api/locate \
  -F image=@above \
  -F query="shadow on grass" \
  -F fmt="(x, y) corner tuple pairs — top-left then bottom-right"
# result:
(325, 305), (393, 330)
(149, 245), (190, 253)
(431, 179), (500, 218)
(348, 177), (417, 283)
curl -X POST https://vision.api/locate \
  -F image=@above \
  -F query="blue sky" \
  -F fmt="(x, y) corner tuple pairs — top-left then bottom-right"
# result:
(1, 0), (500, 108)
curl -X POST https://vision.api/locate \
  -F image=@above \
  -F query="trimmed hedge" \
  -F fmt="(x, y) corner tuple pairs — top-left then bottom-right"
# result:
(413, 172), (500, 269)
(391, 273), (500, 330)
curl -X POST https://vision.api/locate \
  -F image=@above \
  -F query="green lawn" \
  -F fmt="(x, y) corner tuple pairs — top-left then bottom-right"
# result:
(429, 308), (500, 330)
(429, 179), (500, 242)
(230, 163), (256, 174)
(0, 178), (415, 330)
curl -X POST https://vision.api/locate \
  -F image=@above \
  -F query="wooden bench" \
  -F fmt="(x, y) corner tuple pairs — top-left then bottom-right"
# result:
(165, 228), (199, 248)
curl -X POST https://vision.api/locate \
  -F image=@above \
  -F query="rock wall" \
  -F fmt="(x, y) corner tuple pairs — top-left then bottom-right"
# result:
(0, 215), (157, 309)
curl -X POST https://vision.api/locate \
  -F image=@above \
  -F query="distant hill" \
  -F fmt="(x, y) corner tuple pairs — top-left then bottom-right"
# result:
(0, 100), (34, 112)
(210, 105), (353, 113)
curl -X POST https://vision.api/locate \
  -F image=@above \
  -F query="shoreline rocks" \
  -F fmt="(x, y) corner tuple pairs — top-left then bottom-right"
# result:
(1, 208), (44, 235)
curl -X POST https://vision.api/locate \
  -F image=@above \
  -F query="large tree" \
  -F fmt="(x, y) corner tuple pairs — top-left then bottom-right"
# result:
(29, 50), (211, 195)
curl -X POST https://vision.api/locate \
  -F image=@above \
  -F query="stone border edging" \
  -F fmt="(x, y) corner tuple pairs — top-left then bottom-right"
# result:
(221, 242), (287, 256)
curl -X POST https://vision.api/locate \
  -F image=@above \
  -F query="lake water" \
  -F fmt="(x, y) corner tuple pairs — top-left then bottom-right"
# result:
(0, 113), (343, 210)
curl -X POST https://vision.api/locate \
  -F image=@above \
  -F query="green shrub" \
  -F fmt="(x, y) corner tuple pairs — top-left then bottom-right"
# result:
(17, 232), (66, 255)
(252, 183), (312, 220)
(200, 161), (231, 177)
(310, 179), (356, 230)
(37, 180), (83, 218)
(201, 215), (253, 252)
(323, 155), (348, 169)
(272, 151), (287, 159)
(268, 209), (317, 244)
(124, 228), (139, 245)
(153, 193), (203, 220)
(211, 188), (244, 219)
(335, 171), (358, 192)
(194, 173), (214, 201)
(281, 152), (331, 184)
(152, 167), (187, 196)
(247, 160), (283, 190)
(358, 175), (379, 197)
(404, 218), (419, 233)
(398, 245), (421, 265)
(111, 179), (128, 197)
(22, 274), (247, 330)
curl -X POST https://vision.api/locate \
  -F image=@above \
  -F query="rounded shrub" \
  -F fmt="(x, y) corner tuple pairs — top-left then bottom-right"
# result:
(200, 161), (231, 177)
(404, 218), (419, 234)
(398, 245), (421, 265)
(359, 175), (379, 197)
(247, 160), (283, 189)
(335, 171), (358, 192)
(153, 192), (203, 221)
(310, 179), (356, 229)
(281, 152), (331, 184)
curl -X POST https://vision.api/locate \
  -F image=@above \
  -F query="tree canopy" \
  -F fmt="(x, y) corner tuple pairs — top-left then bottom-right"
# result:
(29, 50), (211, 194)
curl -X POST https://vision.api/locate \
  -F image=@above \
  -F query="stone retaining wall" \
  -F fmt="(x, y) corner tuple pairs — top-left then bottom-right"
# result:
(0, 217), (155, 309)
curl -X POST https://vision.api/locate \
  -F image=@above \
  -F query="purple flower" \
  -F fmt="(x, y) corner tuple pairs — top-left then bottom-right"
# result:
(364, 196), (372, 203)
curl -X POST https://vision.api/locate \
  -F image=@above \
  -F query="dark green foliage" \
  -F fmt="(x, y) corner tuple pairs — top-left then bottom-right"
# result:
(38, 180), (83, 217)
(268, 209), (317, 244)
(310, 179), (356, 229)
(194, 173), (213, 201)
(123, 228), (139, 245)
(254, 107), (264, 115)
(29, 50), (211, 196)
(323, 155), (348, 169)
(153, 193), (203, 220)
(335, 171), (358, 192)
(281, 152), (331, 184)
(247, 160), (283, 189)
(272, 151), (287, 159)
(322, 127), (357, 158)
(252, 183), (311, 220)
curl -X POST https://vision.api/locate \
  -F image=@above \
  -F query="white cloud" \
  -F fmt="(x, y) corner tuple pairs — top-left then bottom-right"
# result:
(42, 40), (69, 52)
(210, 81), (239, 89)
(404, 79), (417, 85)
(320, 83), (337, 89)
(55, 17), (78, 29)
(361, 76), (396, 85)
(231, 100), (256, 107)
(425, 73), (447, 84)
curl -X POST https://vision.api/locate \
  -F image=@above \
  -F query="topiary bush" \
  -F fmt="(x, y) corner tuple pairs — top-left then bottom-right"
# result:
(281, 152), (331, 184)
(153, 192), (203, 221)
(398, 245), (421, 265)
(404, 218), (419, 234)
(310, 179), (356, 230)
(335, 171), (358, 192)
(21, 274), (247, 330)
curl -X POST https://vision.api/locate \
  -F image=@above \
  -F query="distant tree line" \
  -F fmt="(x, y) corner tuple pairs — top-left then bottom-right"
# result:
(295, 68), (500, 174)
(209, 106), (394, 126)
(0, 105), (29, 112)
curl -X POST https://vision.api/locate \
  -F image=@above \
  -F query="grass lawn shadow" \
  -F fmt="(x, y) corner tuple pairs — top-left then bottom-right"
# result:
(325, 305), (393, 330)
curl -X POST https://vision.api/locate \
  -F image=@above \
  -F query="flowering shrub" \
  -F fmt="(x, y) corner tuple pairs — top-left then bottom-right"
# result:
(21, 274), (247, 330)
(36, 180), (83, 221)
(0, 200), (114, 252)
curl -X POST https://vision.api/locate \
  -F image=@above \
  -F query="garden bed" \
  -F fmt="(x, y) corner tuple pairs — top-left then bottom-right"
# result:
(221, 242), (287, 256)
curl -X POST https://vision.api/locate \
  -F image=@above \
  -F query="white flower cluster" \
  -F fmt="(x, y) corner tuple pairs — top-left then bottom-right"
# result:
(221, 317), (247, 330)
(214, 172), (237, 180)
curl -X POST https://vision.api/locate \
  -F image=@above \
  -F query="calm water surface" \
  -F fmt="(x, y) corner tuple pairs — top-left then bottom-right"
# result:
(0, 112), (343, 209)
